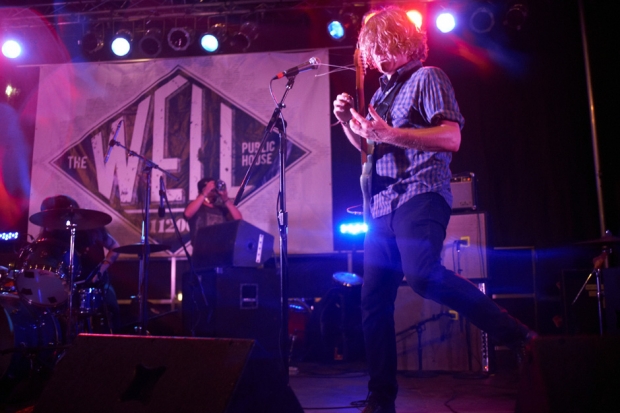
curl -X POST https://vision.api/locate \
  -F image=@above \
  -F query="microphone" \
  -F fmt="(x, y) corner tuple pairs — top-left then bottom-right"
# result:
(272, 57), (320, 80)
(158, 176), (165, 218)
(104, 120), (123, 164)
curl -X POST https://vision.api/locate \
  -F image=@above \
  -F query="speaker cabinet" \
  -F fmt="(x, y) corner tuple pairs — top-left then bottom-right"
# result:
(441, 212), (487, 280)
(395, 285), (481, 372)
(182, 267), (281, 359)
(34, 334), (303, 413)
(516, 335), (620, 413)
(192, 220), (275, 269)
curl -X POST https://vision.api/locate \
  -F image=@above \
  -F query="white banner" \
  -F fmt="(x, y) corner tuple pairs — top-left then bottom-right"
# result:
(28, 50), (333, 255)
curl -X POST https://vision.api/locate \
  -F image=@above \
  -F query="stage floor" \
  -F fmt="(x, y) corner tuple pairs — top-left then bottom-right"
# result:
(289, 361), (520, 413)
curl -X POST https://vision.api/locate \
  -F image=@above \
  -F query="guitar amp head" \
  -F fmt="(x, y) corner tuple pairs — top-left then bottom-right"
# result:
(450, 172), (477, 211)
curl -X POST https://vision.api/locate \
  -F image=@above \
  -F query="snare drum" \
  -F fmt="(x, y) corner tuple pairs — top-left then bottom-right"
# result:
(14, 239), (79, 307)
(0, 293), (63, 382)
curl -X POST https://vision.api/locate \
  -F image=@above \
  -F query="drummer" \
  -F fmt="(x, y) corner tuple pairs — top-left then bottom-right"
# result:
(36, 195), (121, 332)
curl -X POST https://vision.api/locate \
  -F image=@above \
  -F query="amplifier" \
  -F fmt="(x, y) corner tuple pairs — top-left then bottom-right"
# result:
(451, 172), (477, 210)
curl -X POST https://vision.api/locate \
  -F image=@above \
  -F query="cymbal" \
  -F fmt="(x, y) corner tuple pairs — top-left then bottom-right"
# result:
(29, 208), (112, 230)
(113, 243), (170, 255)
(333, 271), (363, 287)
(575, 233), (620, 246)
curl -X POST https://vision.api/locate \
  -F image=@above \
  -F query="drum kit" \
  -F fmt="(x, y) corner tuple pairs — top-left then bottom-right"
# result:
(0, 206), (167, 388)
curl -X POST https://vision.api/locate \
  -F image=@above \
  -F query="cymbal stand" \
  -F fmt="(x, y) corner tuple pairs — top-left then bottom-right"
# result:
(66, 220), (78, 342)
(572, 248), (609, 336)
(108, 140), (178, 335)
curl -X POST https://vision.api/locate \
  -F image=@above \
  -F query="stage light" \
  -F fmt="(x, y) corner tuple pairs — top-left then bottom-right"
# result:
(139, 28), (163, 57)
(470, 6), (495, 34)
(200, 33), (219, 53)
(327, 11), (359, 41)
(2, 39), (22, 59)
(436, 12), (456, 33)
(200, 23), (227, 53)
(167, 27), (193, 52)
(5, 84), (18, 99)
(504, 3), (528, 30)
(229, 22), (258, 52)
(327, 20), (345, 40)
(80, 31), (104, 54)
(340, 222), (368, 235)
(110, 29), (132, 57)
(406, 9), (424, 29)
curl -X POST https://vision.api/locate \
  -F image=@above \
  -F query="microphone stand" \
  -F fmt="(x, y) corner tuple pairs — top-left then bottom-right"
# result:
(160, 184), (211, 336)
(109, 140), (179, 335)
(234, 75), (296, 382)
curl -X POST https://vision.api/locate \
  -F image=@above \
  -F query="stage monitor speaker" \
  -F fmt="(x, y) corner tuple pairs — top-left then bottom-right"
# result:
(182, 267), (281, 359)
(516, 335), (620, 413)
(192, 220), (274, 269)
(441, 212), (487, 280)
(34, 334), (303, 413)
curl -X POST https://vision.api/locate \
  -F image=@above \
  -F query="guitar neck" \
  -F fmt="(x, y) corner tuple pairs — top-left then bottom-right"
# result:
(354, 48), (371, 164)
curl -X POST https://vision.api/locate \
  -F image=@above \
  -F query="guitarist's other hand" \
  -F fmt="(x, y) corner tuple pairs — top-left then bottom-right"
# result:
(350, 105), (390, 142)
(333, 93), (354, 123)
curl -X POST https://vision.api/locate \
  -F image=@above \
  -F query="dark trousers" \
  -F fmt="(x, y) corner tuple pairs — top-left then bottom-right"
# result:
(362, 192), (529, 400)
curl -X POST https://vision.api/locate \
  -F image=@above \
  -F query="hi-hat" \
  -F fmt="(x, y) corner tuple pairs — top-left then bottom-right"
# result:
(113, 243), (170, 255)
(575, 233), (620, 246)
(30, 208), (112, 230)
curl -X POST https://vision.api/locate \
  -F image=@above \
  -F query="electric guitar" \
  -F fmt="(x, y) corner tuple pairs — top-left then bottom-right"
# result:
(355, 48), (373, 224)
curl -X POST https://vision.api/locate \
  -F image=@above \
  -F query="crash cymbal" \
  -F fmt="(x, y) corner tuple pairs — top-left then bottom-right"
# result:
(575, 233), (620, 246)
(113, 243), (170, 255)
(29, 208), (112, 230)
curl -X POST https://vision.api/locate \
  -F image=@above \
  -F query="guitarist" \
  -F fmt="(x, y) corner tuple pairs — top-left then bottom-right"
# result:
(333, 6), (536, 413)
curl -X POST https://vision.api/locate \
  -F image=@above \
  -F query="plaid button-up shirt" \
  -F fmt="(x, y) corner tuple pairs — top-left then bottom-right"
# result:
(368, 60), (465, 218)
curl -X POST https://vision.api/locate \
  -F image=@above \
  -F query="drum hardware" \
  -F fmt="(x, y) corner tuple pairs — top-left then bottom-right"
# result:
(77, 288), (104, 316)
(288, 298), (312, 362)
(0, 265), (16, 294)
(113, 243), (170, 255)
(333, 271), (363, 287)
(28, 207), (112, 343)
(1, 295), (64, 384)
(12, 238), (77, 308)
(112, 242), (171, 334)
(572, 245), (612, 336)
(106, 135), (179, 336)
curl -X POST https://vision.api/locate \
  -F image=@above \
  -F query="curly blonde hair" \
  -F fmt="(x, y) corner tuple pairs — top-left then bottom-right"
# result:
(358, 6), (428, 69)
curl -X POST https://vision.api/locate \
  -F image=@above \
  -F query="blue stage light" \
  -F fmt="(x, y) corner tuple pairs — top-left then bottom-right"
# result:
(327, 20), (345, 40)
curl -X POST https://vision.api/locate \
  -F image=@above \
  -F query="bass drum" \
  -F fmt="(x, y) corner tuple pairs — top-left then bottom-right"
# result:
(0, 293), (63, 384)
(14, 238), (79, 307)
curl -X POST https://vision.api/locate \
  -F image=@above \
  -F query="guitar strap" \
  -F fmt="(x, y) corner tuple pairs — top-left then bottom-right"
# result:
(372, 65), (420, 125)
